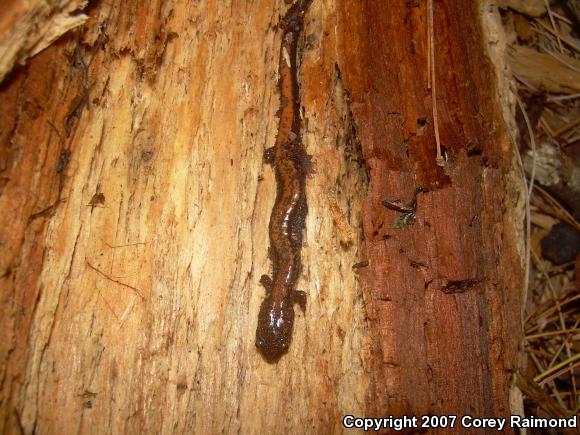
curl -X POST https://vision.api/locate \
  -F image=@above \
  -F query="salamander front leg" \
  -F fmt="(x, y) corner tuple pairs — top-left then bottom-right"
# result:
(263, 147), (276, 165)
(292, 290), (307, 312)
(259, 275), (273, 293)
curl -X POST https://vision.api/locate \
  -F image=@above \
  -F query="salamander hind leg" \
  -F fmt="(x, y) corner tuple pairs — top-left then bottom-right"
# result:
(302, 153), (315, 176)
(292, 290), (307, 312)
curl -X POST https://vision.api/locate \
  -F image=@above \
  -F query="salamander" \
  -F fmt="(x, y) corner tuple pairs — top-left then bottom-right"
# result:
(255, 0), (313, 362)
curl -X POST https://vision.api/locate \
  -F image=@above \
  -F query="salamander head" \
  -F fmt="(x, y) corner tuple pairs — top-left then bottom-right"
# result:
(255, 295), (295, 362)
(279, 0), (312, 33)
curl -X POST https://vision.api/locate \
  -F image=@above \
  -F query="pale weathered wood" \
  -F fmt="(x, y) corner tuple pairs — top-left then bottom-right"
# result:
(0, 0), (88, 83)
(0, 0), (523, 434)
(1, 0), (368, 433)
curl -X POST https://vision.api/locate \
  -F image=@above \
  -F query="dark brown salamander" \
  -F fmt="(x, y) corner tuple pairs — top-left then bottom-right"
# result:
(256, 0), (313, 362)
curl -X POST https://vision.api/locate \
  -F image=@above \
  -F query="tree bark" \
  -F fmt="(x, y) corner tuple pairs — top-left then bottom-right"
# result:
(0, 0), (523, 434)
(336, 0), (524, 424)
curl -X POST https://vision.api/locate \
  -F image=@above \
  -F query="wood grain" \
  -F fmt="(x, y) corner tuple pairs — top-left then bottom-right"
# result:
(0, 0), (88, 83)
(335, 0), (523, 427)
(0, 0), (523, 433)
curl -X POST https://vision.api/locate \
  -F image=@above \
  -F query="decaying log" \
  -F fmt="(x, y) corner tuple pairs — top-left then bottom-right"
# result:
(0, 0), (524, 433)
(335, 0), (524, 423)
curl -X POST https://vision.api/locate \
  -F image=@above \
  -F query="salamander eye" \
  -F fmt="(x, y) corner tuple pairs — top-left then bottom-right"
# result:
(256, 338), (265, 348)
